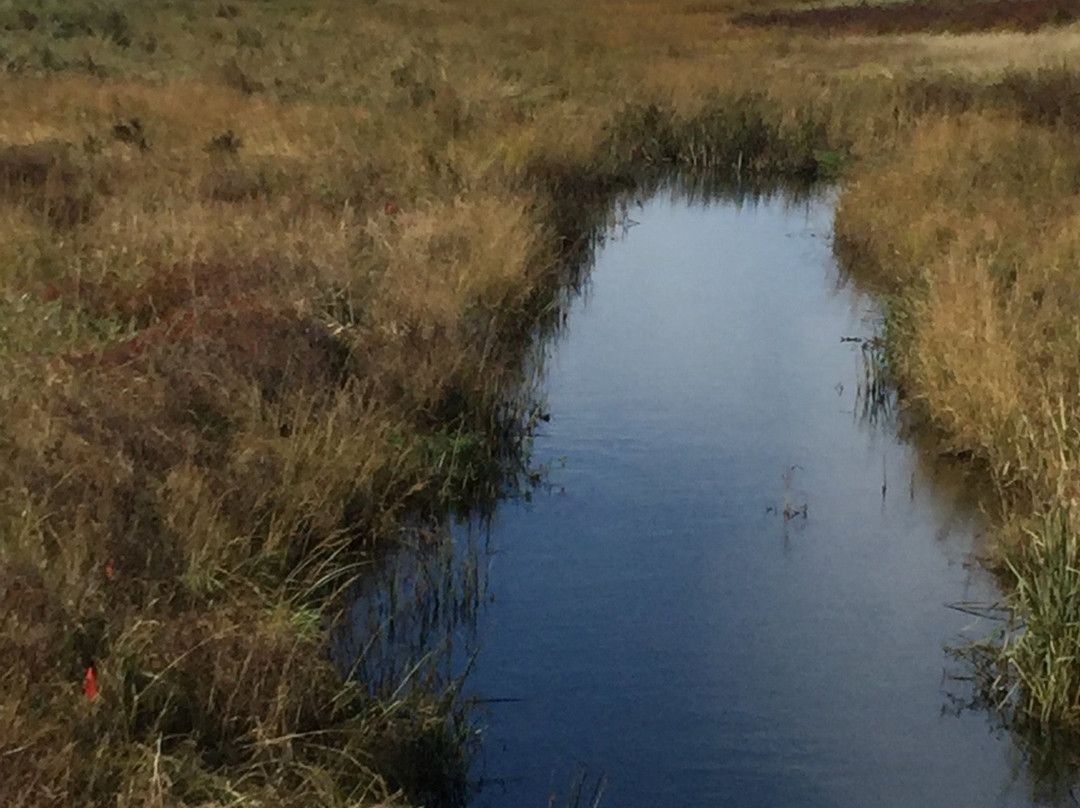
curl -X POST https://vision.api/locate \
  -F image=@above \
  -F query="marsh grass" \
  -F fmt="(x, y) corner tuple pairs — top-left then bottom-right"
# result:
(946, 510), (1080, 801)
(834, 68), (1080, 746)
(6, 0), (1080, 801)
(955, 512), (1080, 728)
(546, 766), (608, 808)
(852, 335), (896, 428)
(0, 2), (841, 795)
(1001, 511), (1080, 727)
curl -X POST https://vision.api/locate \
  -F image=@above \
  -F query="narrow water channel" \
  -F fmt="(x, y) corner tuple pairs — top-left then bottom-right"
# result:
(464, 191), (1042, 807)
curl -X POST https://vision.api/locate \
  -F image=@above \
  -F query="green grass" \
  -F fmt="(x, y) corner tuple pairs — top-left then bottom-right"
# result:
(974, 510), (1080, 730)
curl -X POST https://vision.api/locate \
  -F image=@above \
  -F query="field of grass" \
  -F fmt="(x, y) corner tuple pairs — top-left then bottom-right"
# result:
(4, 0), (1080, 804)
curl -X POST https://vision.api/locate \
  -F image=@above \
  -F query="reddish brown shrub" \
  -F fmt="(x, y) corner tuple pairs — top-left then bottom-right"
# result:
(735, 0), (1080, 35)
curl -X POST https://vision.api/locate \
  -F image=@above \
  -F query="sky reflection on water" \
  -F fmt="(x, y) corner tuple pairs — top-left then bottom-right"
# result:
(464, 192), (1044, 808)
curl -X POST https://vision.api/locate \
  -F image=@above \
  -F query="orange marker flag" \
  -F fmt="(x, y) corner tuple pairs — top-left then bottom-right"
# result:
(83, 666), (99, 701)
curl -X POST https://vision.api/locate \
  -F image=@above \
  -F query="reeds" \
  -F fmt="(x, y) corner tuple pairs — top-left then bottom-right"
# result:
(1000, 510), (1080, 728)
(951, 509), (1080, 795)
(5, 0), (1080, 801)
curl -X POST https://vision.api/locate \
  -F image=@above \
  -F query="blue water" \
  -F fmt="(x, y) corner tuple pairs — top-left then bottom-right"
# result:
(464, 191), (1041, 808)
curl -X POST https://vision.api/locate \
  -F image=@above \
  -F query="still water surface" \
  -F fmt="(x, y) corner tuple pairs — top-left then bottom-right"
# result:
(464, 191), (1043, 807)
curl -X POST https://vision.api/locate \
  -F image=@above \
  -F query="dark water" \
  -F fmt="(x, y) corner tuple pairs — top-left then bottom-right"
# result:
(463, 191), (1044, 808)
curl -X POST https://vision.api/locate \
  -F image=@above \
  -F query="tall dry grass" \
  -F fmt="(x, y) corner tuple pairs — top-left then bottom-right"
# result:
(5, 0), (1080, 802)
(0, 0), (838, 803)
(834, 67), (1080, 738)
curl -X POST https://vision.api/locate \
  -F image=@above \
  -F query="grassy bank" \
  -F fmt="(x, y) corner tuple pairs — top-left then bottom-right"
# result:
(833, 66), (1080, 741)
(4, 0), (1080, 803)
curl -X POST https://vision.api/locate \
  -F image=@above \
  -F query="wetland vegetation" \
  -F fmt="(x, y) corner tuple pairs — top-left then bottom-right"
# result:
(4, 0), (1080, 804)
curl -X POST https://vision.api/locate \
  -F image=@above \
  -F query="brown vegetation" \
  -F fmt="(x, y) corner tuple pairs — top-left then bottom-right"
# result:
(4, 0), (1080, 803)
(736, 0), (1080, 36)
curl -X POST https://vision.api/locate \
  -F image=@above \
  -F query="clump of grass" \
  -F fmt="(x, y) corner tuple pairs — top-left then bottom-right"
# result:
(835, 111), (1080, 503)
(999, 509), (1080, 727)
(0, 140), (97, 226)
(596, 93), (832, 181)
(204, 129), (242, 154)
(957, 508), (1080, 767)
(111, 117), (148, 151)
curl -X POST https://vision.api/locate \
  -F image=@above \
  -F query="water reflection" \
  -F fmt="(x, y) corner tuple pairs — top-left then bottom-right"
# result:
(946, 611), (1080, 806)
(466, 190), (1054, 807)
(341, 184), (1080, 807)
(333, 521), (491, 808)
(338, 525), (486, 694)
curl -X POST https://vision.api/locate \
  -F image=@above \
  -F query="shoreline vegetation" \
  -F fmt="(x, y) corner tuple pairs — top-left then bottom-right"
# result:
(3, 0), (1080, 803)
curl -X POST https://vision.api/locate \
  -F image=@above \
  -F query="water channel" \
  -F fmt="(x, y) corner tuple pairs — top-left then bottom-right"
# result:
(458, 189), (1051, 807)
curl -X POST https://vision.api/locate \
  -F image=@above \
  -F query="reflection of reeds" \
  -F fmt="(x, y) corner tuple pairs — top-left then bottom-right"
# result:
(335, 524), (490, 807)
(782, 464), (807, 521)
(950, 509), (1080, 800)
(946, 643), (1080, 805)
(854, 335), (897, 428)
(969, 510), (1080, 725)
(547, 764), (608, 808)
(767, 465), (808, 523)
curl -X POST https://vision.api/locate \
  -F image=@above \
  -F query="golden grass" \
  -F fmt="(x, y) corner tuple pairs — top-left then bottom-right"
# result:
(837, 112), (1080, 506)
(892, 27), (1080, 76)
(6, 0), (1080, 802)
